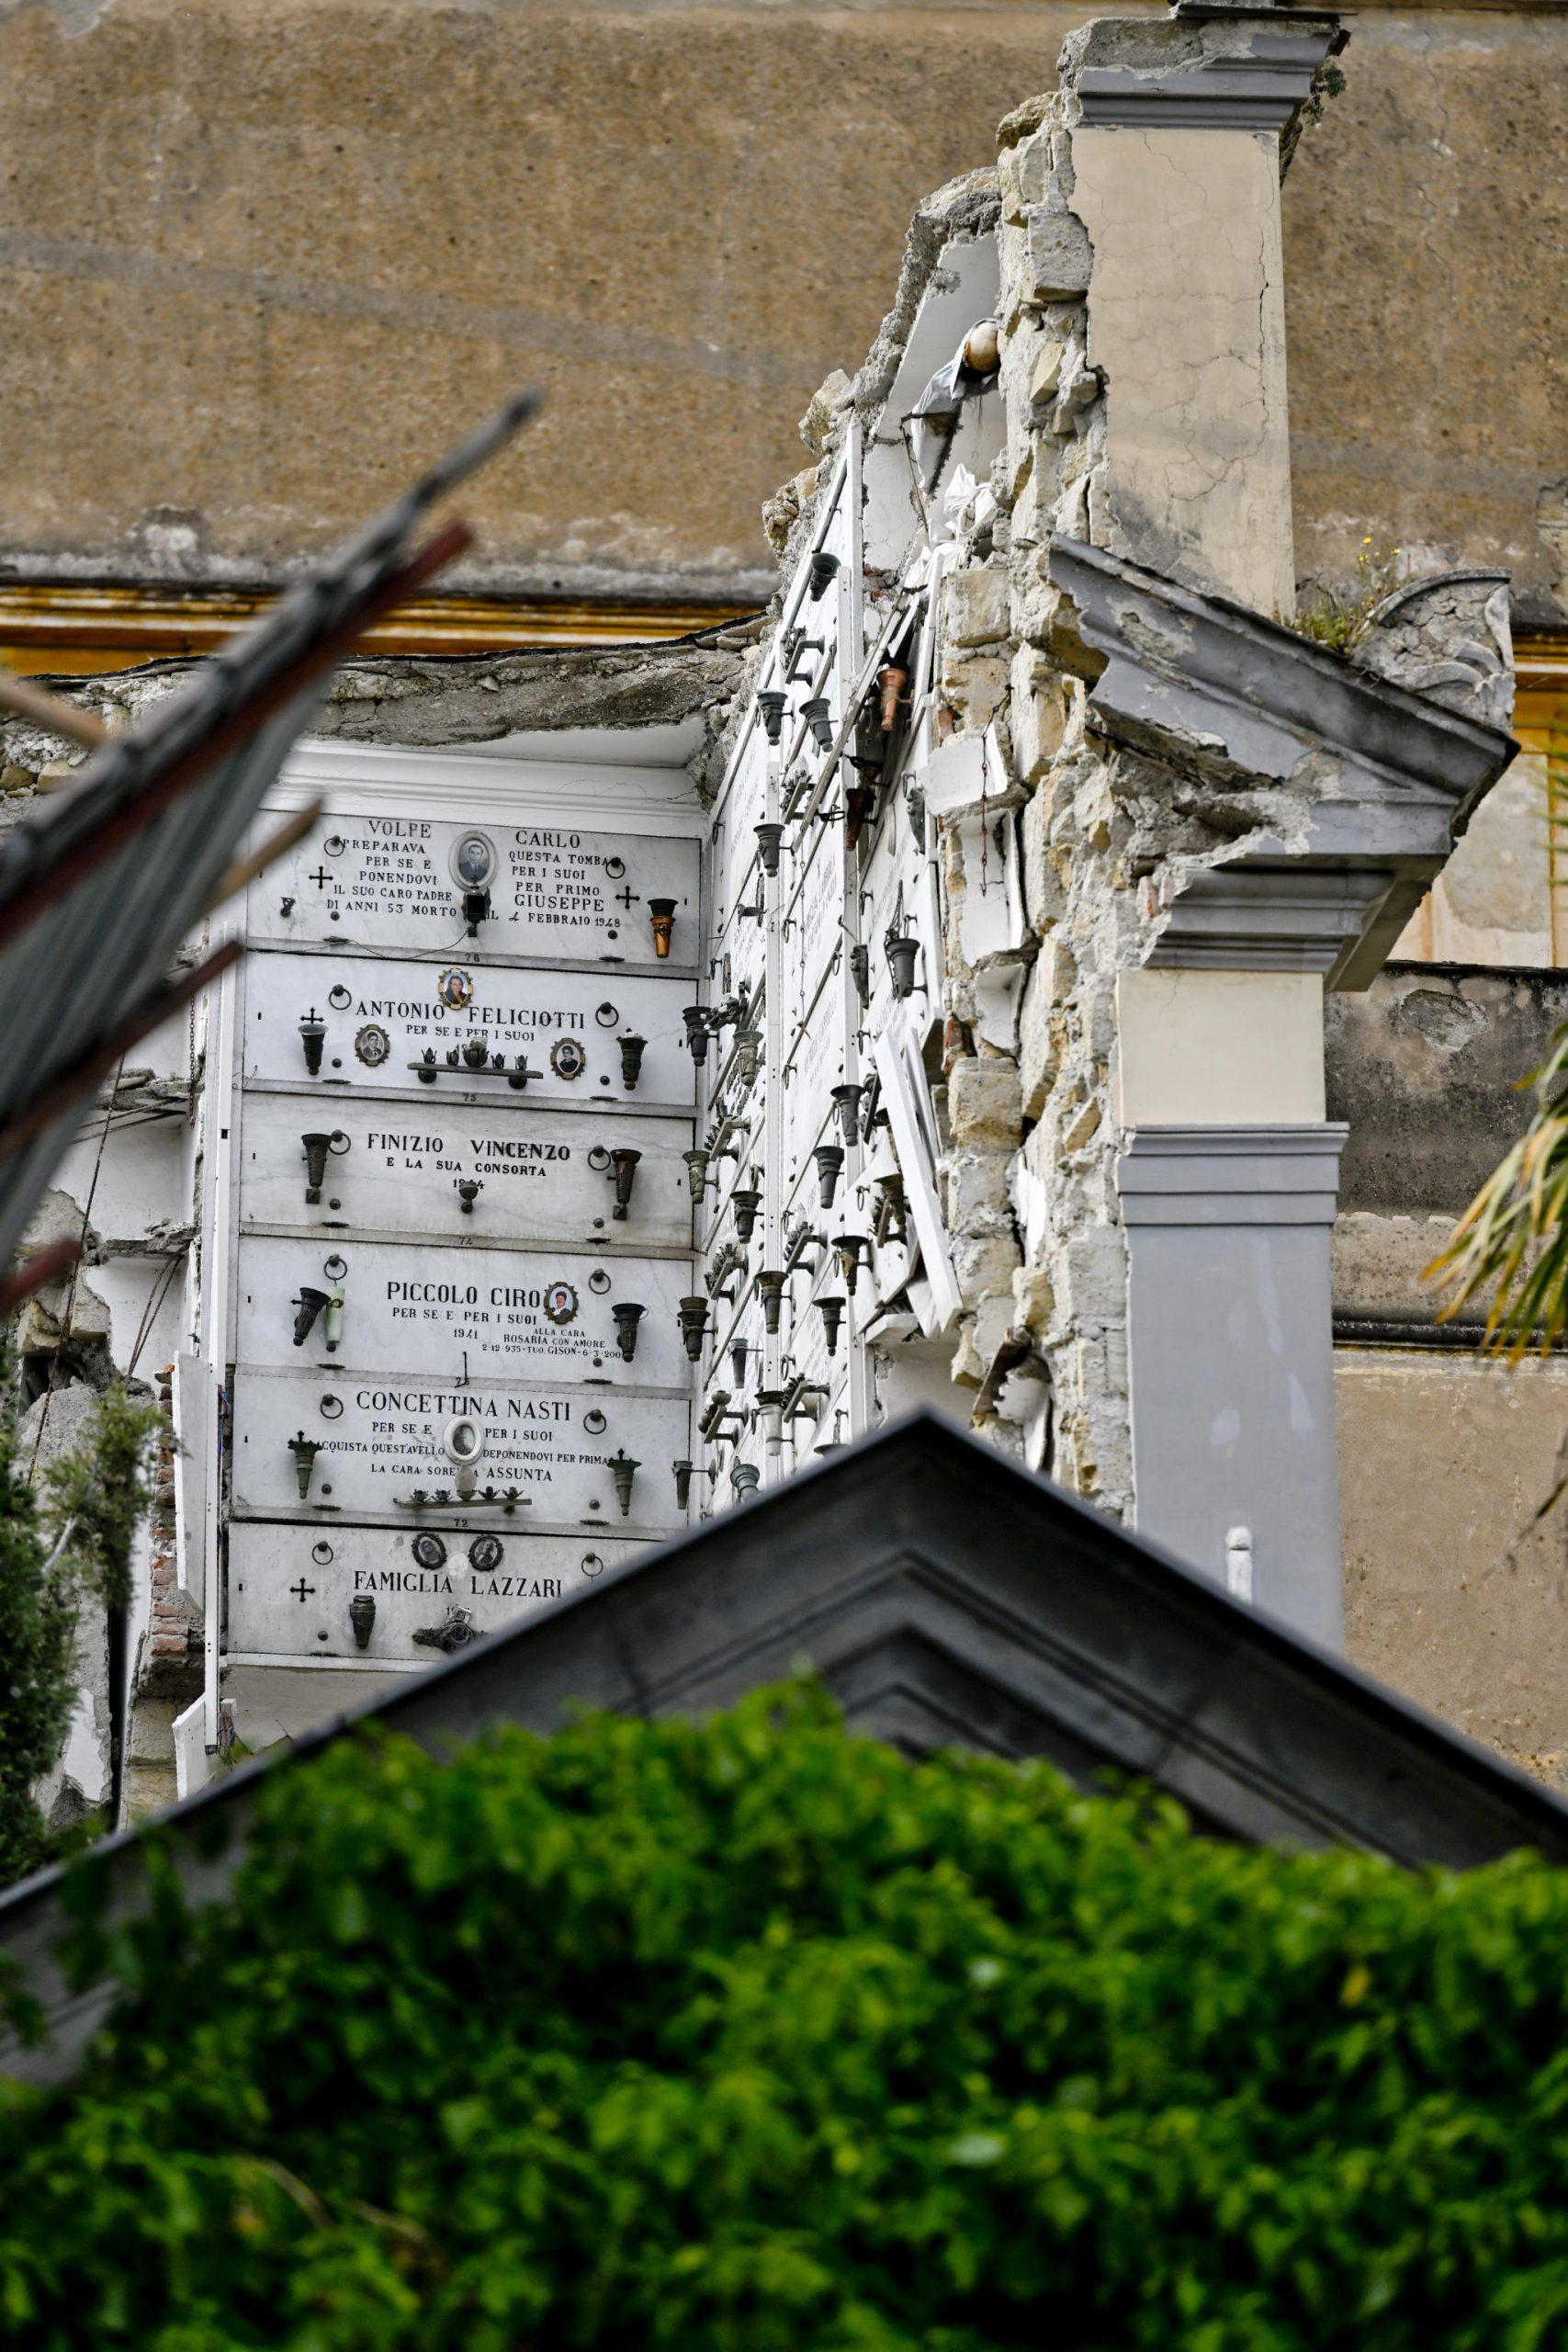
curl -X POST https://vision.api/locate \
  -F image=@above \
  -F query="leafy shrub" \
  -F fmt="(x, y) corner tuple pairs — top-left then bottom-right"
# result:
(0, 1378), (161, 1890)
(4, 1685), (1568, 2349)
(0, 1403), (77, 1893)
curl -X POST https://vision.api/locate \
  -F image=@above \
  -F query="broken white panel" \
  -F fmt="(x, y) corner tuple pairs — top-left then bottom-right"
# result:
(862, 232), (1002, 575)
(1012, 1145), (1049, 1272)
(972, 954), (1032, 1055)
(873, 1015), (961, 1334)
(172, 1351), (214, 1606)
(919, 723), (1016, 822)
(852, 1136), (919, 1310)
(952, 808), (1027, 970)
(172, 1692), (212, 1803)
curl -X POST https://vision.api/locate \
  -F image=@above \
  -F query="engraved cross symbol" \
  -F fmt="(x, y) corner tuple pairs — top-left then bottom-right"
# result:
(307, 867), (333, 890)
(614, 883), (639, 910)
(290, 1578), (316, 1603)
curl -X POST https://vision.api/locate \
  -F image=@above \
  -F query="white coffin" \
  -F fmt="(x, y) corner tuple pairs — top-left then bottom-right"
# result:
(226, 1519), (646, 1663)
(243, 953), (696, 1111)
(231, 1366), (691, 1536)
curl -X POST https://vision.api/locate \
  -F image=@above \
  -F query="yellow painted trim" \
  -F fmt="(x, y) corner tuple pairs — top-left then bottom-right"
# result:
(1515, 636), (1568, 702)
(0, 582), (761, 674)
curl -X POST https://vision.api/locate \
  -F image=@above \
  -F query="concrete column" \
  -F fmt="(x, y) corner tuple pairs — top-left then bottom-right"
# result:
(1062, 10), (1343, 616)
(1117, 1125), (1348, 1648)
(1112, 964), (1346, 1644)
(1027, 535), (1516, 1646)
(996, 15), (1512, 1620)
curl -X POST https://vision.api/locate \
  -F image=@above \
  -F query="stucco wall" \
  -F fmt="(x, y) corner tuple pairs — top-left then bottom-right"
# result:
(0, 1), (1562, 614)
(1070, 122), (1293, 617)
(1338, 1349), (1568, 1790)
(1326, 962), (1568, 1221)
(1327, 964), (1568, 1778)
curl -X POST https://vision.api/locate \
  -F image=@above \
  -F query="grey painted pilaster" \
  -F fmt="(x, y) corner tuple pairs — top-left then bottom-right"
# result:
(1117, 1124), (1348, 1650)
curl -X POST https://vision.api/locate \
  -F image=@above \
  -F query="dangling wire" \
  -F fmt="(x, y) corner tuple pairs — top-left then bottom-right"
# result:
(28, 1054), (125, 1478)
(125, 1250), (185, 1383)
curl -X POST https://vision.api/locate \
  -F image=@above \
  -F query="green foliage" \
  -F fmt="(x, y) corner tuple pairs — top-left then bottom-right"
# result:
(5, 1689), (1568, 2347)
(1427, 713), (1568, 1351)
(43, 1382), (160, 1617)
(0, 1404), (75, 1893)
(1286, 537), (1403, 657)
(1427, 1015), (1568, 1351)
(0, 1379), (160, 1890)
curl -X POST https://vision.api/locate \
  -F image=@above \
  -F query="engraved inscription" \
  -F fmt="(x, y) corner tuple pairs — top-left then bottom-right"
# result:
(236, 1236), (694, 1386)
(245, 955), (694, 1106)
(253, 817), (699, 964)
(231, 1374), (689, 1525)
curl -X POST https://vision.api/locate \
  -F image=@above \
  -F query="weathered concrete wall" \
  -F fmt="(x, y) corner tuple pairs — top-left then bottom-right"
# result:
(1395, 742), (1560, 969)
(1288, 6), (1568, 628)
(0, 627), (756, 800)
(1326, 962), (1568, 1778)
(1326, 962), (1568, 1222)
(0, 1), (1562, 617)
(1070, 122), (1293, 616)
(1338, 1348), (1568, 1790)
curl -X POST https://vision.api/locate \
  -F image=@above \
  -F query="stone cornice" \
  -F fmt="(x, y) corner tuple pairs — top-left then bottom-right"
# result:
(1078, 30), (1341, 135)
(1046, 536), (1518, 987)
(1145, 865), (1398, 975)
(1050, 536), (1516, 812)
(1062, 13), (1345, 161)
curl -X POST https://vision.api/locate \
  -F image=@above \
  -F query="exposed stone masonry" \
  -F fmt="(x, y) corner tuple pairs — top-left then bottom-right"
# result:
(0, 628), (756, 808)
(761, 7), (1514, 1556)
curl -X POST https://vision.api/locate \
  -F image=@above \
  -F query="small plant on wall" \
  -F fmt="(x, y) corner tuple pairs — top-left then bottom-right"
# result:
(1285, 536), (1404, 656)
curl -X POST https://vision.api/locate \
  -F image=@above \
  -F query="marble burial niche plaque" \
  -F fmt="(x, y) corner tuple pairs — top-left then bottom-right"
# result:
(252, 816), (699, 969)
(236, 1235), (697, 1389)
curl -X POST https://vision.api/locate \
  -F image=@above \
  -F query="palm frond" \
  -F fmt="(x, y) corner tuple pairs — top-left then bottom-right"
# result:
(1427, 704), (1568, 1353)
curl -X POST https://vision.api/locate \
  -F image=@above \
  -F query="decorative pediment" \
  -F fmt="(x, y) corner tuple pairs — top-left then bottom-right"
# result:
(1046, 537), (1518, 985)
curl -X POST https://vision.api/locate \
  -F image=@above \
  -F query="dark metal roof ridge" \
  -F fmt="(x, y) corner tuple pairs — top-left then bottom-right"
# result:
(6, 1409), (1568, 2085)
(4, 1408), (1567, 1946)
